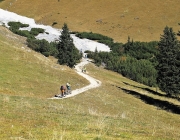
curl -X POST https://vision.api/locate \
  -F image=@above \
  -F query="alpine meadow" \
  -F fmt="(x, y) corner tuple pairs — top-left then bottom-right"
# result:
(0, 0), (180, 140)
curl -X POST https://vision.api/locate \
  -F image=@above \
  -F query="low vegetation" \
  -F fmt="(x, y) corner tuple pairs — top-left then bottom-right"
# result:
(84, 32), (158, 87)
(85, 29), (180, 99)
(8, 21), (45, 39)
(7, 21), (180, 96)
(27, 38), (58, 57)
(0, 0), (180, 138)
(8, 21), (82, 67)
(0, 25), (180, 139)
(75, 32), (114, 47)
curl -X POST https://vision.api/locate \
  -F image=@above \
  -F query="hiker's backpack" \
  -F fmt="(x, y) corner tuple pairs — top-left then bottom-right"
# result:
(60, 85), (64, 90)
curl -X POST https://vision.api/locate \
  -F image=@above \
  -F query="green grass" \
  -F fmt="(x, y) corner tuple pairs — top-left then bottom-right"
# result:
(0, 27), (88, 98)
(0, 26), (180, 140)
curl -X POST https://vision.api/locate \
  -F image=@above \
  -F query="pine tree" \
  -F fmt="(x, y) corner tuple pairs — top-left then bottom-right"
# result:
(57, 23), (81, 68)
(156, 26), (180, 96)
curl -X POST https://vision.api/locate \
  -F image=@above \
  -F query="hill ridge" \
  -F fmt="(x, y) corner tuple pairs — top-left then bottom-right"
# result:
(1, 0), (180, 43)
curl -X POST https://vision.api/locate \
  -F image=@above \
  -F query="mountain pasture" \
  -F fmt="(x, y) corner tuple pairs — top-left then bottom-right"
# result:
(1, 0), (180, 43)
(0, 26), (180, 139)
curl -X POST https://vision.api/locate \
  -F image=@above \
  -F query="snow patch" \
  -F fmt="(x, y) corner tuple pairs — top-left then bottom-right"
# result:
(0, 8), (110, 53)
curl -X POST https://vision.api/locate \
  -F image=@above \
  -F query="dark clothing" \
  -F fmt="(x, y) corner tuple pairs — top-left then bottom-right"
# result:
(60, 85), (66, 96)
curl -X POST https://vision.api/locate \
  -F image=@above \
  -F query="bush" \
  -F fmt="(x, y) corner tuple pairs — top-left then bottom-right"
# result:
(98, 40), (113, 46)
(76, 32), (113, 42)
(27, 38), (40, 50)
(52, 22), (58, 26)
(8, 21), (45, 39)
(15, 30), (35, 39)
(27, 38), (58, 57)
(29, 28), (45, 36)
(30, 28), (45, 34)
(8, 21), (29, 30)
(84, 50), (92, 53)
(42, 52), (50, 57)
(124, 40), (158, 60)
(118, 57), (157, 86)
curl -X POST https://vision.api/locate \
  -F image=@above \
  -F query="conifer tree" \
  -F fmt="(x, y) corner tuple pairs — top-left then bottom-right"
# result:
(57, 23), (81, 68)
(156, 26), (180, 96)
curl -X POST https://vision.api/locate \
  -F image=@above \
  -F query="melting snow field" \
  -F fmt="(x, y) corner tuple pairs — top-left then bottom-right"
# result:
(0, 8), (106, 99)
(0, 8), (110, 53)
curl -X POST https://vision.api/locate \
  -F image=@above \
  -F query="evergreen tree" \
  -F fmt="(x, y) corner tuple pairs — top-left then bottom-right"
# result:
(156, 26), (180, 96)
(57, 23), (81, 68)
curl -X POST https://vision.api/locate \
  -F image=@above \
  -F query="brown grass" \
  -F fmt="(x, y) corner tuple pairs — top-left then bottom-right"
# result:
(0, 7), (180, 139)
(1, 0), (180, 43)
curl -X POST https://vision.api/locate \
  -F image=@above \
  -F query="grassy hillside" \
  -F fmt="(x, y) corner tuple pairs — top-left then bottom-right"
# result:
(0, 26), (89, 98)
(0, 25), (180, 139)
(1, 0), (180, 43)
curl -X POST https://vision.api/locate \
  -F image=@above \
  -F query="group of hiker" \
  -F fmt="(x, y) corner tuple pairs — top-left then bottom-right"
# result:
(55, 65), (87, 98)
(57, 82), (71, 98)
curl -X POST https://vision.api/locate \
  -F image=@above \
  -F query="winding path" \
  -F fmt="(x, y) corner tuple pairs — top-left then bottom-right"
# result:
(49, 58), (101, 99)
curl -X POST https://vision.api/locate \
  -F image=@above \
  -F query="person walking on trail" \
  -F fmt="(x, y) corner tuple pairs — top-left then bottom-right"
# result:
(60, 85), (66, 97)
(82, 66), (86, 73)
(66, 82), (71, 94)
(84, 67), (86, 73)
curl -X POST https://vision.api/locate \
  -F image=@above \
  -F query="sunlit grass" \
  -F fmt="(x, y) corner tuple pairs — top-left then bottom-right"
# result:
(0, 26), (180, 139)
(0, 27), (89, 98)
(1, 0), (180, 43)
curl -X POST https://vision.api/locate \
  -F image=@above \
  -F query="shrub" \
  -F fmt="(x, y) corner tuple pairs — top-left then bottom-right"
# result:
(29, 28), (45, 36)
(8, 21), (29, 30)
(27, 38), (58, 57)
(84, 50), (92, 53)
(15, 30), (35, 39)
(42, 52), (50, 57)
(76, 32), (113, 42)
(31, 28), (44, 34)
(8, 22), (44, 39)
(98, 40), (113, 46)
(52, 22), (57, 26)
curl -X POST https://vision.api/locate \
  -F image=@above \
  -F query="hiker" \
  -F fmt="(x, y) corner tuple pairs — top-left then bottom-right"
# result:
(82, 66), (86, 73)
(66, 82), (71, 94)
(60, 85), (66, 97)
(84, 67), (86, 73)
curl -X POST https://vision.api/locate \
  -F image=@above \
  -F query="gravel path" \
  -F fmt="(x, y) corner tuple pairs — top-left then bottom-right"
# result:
(49, 58), (101, 99)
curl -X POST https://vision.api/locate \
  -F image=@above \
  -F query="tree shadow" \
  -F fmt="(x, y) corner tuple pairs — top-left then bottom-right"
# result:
(117, 86), (180, 115)
(122, 82), (180, 101)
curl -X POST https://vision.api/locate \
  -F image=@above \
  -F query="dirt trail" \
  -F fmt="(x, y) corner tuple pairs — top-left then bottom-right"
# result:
(49, 58), (101, 99)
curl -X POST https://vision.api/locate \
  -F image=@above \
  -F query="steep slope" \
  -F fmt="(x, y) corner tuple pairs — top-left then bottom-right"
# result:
(0, 25), (180, 139)
(1, 0), (180, 43)
(0, 26), (89, 98)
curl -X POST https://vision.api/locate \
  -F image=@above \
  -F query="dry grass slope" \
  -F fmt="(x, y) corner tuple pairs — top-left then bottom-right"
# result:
(1, 0), (180, 43)
(0, 25), (180, 139)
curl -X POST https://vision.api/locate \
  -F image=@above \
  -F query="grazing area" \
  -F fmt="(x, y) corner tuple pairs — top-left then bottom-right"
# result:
(0, 26), (180, 139)
(1, 0), (180, 43)
(0, 0), (180, 139)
